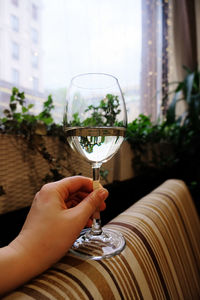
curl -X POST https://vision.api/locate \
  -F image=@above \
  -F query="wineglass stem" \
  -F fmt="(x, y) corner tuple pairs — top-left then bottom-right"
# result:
(90, 163), (103, 236)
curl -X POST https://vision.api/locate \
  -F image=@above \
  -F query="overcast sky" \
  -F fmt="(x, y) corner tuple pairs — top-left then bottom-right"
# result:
(41, 0), (141, 90)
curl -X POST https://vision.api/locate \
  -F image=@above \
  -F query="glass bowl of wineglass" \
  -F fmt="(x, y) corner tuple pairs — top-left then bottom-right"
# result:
(63, 73), (127, 260)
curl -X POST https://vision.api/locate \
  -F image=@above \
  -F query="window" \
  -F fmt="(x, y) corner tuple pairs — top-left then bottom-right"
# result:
(33, 77), (39, 91)
(11, 68), (19, 85)
(31, 51), (38, 68)
(11, 15), (19, 32)
(11, 0), (18, 6)
(31, 28), (38, 44)
(42, 0), (142, 122)
(32, 4), (38, 20)
(1, 1), (143, 123)
(11, 41), (19, 60)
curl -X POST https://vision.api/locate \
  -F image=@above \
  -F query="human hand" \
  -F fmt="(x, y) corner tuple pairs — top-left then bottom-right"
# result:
(2, 176), (108, 293)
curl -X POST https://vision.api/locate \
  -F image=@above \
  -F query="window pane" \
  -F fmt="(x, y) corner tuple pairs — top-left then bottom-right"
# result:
(0, 1), (141, 124)
(32, 77), (39, 91)
(32, 51), (39, 68)
(11, 68), (19, 86)
(32, 4), (38, 20)
(11, 15), (19, 32)
(42, 0), (141, 122)
(31, 28), (38, 44)
(11, 41), (19, 59)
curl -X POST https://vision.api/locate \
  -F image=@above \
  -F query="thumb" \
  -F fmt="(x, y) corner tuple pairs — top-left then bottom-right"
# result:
(71, 188), (108, 226)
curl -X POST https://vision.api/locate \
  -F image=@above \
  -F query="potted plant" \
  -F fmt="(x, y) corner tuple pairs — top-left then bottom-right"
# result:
(126, 68), (200, 211)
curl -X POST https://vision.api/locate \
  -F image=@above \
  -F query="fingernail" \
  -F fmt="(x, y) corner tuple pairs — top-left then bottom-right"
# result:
(97, 188), (108, 200)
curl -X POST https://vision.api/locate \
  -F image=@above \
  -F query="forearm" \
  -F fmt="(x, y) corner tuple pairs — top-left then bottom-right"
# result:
(0, 240), (43, 296)
(0, 229), (71, 296)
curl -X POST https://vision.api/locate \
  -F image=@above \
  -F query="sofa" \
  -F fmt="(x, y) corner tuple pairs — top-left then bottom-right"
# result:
(3, 179), (200, 299)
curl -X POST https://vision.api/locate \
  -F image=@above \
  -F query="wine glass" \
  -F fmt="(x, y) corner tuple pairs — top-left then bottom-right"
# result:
(63, 73), (127, 260)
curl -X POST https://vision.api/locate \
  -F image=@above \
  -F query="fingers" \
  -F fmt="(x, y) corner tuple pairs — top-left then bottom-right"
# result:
(66, 191), (89, 204)
(68, 188), (109, 228)
(66, 193), (107, 210)
(38, 176), (93, 202)
(58, 176), (93, 195)
(86, 203), (106, 227)
(100, 200), (106, 211)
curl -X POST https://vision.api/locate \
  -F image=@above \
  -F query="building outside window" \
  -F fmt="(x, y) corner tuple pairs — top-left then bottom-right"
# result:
(41, 0), (142, 123)
(32, 3), (38, 20)
(11, 15), (19, 32)
(31, 28), (38, 44)
(11, 41), (19, 60)
(11, 68), (19, 86)
(31, 51), (38, 68)
(11, 0), (18, 6)
(32, 76), (39, 91)
(0, 0), (43, 112)
(1, 1), (143, 123)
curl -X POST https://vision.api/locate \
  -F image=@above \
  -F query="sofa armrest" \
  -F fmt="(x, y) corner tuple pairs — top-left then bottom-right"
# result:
(3, 179), (200, 299)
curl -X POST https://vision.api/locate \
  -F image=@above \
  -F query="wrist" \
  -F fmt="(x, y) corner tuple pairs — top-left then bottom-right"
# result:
(0, 236), (47, 295)
(10, 233), (50, 276)
(0, 242), (31, 295)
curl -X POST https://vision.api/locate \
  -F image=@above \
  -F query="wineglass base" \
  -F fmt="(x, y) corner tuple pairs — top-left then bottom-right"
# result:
(69, 228), (126, 260)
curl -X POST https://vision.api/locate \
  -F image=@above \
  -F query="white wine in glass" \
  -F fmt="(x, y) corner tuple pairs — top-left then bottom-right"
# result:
(63, 73), (127, 260)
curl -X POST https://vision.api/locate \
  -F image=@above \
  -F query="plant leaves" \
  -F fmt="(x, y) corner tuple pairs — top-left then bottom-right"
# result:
(185, 72), (195, 104)
(166, 91), (182, 124)
(9, 103), (17, 112)
(22, 106), (28, 113)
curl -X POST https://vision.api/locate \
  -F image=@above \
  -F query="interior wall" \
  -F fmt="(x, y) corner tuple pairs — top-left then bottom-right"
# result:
(168, 0), (199, 116)
(171, 0), (197, 82)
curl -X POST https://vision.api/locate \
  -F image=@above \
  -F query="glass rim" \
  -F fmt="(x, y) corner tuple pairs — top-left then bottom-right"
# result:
(70, 72), (119, 89)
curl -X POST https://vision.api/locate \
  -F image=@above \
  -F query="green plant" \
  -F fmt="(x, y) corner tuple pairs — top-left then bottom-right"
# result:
(0, 87), (110, 183)
(165, 67), (200, 128)
(0, 87), (57, 136)
(165, 68), (200, 192)
(66, 94), (121, 154)
(67, 93), (121, 128)
(126, 115), (176, 174)
(83, 94), (121, 127)
(0, 87), (70, 182)
(126, 68), (200, 203)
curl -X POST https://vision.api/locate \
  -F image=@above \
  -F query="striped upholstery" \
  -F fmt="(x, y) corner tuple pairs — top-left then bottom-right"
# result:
(3, 179), (200, 299)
